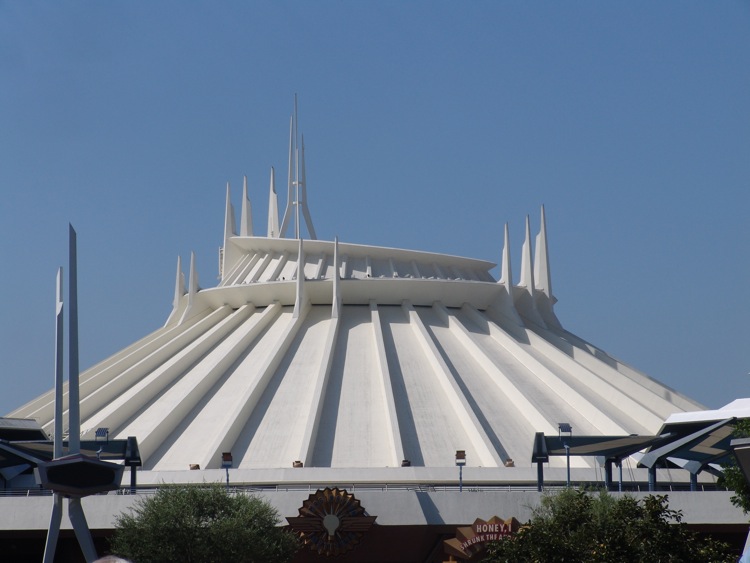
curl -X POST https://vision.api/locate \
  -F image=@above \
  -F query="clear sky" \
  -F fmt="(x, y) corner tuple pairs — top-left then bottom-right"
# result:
(1, 2), (748, 417)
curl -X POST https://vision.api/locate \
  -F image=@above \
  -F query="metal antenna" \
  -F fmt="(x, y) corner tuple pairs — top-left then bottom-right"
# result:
(279, 95), (316, 240)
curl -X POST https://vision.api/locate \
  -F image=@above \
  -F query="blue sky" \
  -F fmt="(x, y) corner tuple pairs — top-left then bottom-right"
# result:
(1, 2), (748, 417)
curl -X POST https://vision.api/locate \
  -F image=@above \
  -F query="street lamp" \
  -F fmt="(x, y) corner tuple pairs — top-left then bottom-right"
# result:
(558, 423), (572, 488)
(221, 452), (233, 491)
(455, 450), (466, 492)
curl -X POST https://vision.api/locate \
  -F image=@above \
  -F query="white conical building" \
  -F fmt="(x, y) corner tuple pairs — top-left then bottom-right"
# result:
(7, 122), (704, 489)
(4, 104), (746, 563)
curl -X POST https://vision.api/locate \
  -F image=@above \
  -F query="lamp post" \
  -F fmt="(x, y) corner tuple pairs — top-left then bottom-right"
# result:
(558, 423), (572, 488)
(221, 452), (232, 491)
(455, 450), (466, 492)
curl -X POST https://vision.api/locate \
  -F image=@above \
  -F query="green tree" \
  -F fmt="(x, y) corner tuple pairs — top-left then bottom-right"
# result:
(718, 418), (750, 513)
(110, 484), (299, 563)
(482, 488), (733, 563)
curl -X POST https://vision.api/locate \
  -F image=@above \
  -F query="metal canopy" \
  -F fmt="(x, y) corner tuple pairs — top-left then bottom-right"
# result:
(531, 433), (670, 463)
(0, 438), (141, 468)
(638, 418), (736, 470)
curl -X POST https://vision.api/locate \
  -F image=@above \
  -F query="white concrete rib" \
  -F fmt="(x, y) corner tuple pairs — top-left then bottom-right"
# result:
(371, 301), (405, 467)
(404, 301), (502, 468)
(201, 303), (310, 469)
(462, 305), (665, 432)
(143, 303), (286, 470)
(536, 323), (704, 413)
(464, 306), (627, 436)
(434, 304), (557, 437)
(297, 313), (341, 466)
(79, 305), (248, 442)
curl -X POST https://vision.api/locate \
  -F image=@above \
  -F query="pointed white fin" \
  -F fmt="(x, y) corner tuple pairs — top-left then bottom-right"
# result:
(280, 114), (295, 237)
(515, 216), (546, 327)
(500, 223), (513, 293)
(267, 167), (280, 238)
(293, 238), (306, 318)
(221, 182), (236, 280)
(179, 252), (199, 324)
(534, 205), (561, 328)
(492, 223), (524, 326)
(534, 205), (552, 298)
(518, 216), (534, 291)
(165, 256), (185, 326)
(299, 134), (317, 239)
(240, 175), (253, 236)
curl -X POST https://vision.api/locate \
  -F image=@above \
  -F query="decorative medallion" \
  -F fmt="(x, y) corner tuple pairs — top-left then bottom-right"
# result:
(443, 516), (520, 561)
(286, 487), (377, 556)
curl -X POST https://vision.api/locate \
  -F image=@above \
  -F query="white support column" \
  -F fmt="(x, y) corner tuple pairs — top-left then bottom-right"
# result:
(268, 251), (291, 282)
(332, 238), (341, 319)
(293, 238), (306, 318)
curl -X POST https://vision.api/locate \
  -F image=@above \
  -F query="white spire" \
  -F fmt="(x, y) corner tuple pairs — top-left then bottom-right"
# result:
(280, 114), (294, 237)
(224, 182), (236, 238)
(279, 95), (316, 240)
(222, 183), (236, 279)
(518, 215), (535, 292)
(299, 134), (317, 239)
(179, 252), (199, 324)
(174, 255), (185, 305)
(534, 205), (552, 299)
(240, 175), (253, 236)
(500, 222), (513, 295)
(267, 167), (279, 238)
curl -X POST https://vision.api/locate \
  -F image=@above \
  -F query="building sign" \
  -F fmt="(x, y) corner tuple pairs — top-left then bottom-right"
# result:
(286, 487), (376, 557)
(444, 516), (520, 561)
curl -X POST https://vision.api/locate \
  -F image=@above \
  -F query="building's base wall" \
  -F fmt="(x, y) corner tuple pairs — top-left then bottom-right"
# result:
(0, 490), (746, 562)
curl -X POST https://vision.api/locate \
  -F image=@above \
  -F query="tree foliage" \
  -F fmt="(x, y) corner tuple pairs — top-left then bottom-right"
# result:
(482, 488), (733, 563)
(718, 418), (750, 514)
(110, 484), (299, 563)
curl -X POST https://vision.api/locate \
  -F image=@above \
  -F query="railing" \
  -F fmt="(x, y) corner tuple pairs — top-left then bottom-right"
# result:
(0, 482), (728, 497)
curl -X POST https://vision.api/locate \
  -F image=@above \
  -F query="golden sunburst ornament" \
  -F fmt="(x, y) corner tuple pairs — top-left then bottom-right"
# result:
(286, 487), (377, 556)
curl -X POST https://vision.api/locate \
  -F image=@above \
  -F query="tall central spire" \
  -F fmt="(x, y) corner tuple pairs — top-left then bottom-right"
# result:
(280, 95), (317, 240)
